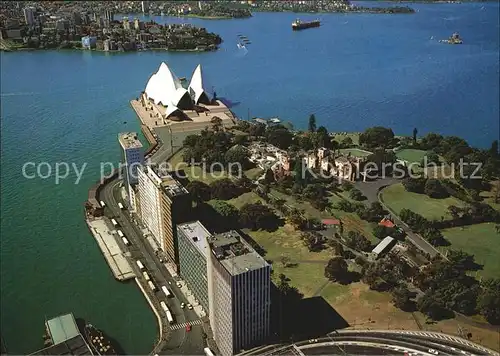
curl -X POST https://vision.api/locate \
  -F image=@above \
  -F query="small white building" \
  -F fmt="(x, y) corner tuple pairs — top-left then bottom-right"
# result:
(372, 236), (396, 259)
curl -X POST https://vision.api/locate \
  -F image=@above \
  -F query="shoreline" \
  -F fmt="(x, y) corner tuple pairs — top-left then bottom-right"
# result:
(0, 46), (218, 53)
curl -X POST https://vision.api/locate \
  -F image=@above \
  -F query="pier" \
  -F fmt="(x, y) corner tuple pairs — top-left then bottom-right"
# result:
(86, 217), (136, 281)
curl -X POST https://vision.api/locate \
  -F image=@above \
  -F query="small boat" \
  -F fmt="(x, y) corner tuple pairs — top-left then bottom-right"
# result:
(179, 77), (187, 82)
(237, 43), (246, 50)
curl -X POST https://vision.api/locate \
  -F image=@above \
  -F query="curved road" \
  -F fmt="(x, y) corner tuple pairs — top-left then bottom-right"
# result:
(100, 178), (204, 355)
(244, 330), (498, 356)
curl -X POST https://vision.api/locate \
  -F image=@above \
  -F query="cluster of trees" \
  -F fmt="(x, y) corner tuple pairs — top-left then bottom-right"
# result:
(399, 208), (448, 246)
(419, 133), (500, 185)
(345, 231), (373, 252)
(187, 177), (251, 203)
(182, 129), (249, 171)
(402, 177), (450, 199)
(415, 251), (499, 324)
(372, 225), (405, 240)
(359, 127), (398, 149)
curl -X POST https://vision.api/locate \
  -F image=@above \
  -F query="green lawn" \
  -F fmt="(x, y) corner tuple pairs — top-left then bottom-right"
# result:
(247, 225), (331, 297)
(440, 223), (500, 279)
(395, 149), (429, 165)
(339, 148), (373, 158)
(332, 132), (361, 146)
(381, 183), (466, 221)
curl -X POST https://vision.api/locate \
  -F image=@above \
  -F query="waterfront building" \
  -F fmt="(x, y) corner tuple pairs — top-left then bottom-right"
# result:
(142, 1), (150, 13)
(208, 231), (271, 356)
(177, 221), (212, 312)
(81, 36), (97, 49)
(103, 10), (114, 22)
(118, 132), (144, 211)
(141, 62), (235, 128)
(23, 7), (35, 27)
(137, 165), (190, 263)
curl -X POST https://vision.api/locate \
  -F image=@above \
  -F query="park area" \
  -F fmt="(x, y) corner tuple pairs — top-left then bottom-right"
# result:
(395, 148), (429, 165)
(380, 183), (466, 221)
(440, 223), (500, 279)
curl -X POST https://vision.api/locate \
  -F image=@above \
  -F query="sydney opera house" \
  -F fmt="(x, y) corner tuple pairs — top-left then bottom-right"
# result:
(137, 62), (236, 129)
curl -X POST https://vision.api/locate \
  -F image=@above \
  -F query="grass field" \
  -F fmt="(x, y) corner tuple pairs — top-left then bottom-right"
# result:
(339, 148), (373, 158)
(381, 183), (466, 221)
(440, 223), (500, 279)
(332, 132), (361, 146)
(395, 149), (429, 165)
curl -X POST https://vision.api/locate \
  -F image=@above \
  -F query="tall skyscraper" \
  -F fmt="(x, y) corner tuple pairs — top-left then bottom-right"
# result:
(118, 132), (144, 210)
(208, 231), (271, 356)
(177, 221), (212, 313)
(137, 165), (190, 263)
(23, 7), (35, 27)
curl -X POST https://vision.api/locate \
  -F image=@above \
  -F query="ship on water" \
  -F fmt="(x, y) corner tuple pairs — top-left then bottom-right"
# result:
(84, 323), (116, 355)
(292, 18), (320, 31)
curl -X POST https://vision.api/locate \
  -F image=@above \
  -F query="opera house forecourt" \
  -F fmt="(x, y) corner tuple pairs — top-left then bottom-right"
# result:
(131, 62), (237, 136)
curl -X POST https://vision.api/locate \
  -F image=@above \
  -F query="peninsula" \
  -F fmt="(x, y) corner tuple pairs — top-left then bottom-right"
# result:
(0, 2), (222, 52)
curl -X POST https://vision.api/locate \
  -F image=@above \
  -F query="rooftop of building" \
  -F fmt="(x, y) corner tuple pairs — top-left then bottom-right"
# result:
(30, 313), (92, 355)
(118, 132), (143, 149)
(46, 313), (80, 345)
(210, 230), (269, 276)
(177, 220), (212, 258)
(30, 335), (92, 356)
(372, 235), (396, 255)
(145, 164), (189, 197)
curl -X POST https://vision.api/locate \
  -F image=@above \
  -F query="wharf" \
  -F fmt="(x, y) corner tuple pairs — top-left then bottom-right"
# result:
(86, 217), (136, 281)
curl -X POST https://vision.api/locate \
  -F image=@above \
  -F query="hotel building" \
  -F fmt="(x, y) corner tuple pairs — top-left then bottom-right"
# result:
(118, 132), (144, 211)
(137, 165), (190, 263)
(208, 231), (271, 356)
(177, 221), (212, 313)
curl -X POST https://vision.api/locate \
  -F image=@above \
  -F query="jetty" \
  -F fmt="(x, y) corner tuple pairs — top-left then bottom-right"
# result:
(86, 217), (135, 281)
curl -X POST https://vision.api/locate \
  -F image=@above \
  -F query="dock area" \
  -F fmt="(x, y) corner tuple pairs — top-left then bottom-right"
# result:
(86, 217), (135, 281)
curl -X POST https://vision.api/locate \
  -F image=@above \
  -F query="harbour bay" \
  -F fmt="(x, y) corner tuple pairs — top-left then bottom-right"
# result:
(1, 2), (499, 354)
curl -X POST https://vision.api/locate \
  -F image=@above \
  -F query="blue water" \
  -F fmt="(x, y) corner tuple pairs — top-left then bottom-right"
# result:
(1, 2), (499, 354)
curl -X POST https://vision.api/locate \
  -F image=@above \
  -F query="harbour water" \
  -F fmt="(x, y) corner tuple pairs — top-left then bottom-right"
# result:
(1, 2), (498, 354)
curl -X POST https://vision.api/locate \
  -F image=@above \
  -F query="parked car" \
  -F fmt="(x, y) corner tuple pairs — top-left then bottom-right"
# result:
(428, 349), (439, 355)
(180, 302), (185, 309)
(185, 324), (191, 332)
(187, 303), (193, 310)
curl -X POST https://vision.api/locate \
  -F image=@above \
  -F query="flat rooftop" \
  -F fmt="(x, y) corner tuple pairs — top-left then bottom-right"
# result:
(210, 231), (269, 276)
(118, 132), (143, 149)
(47, 313), (80, 345)
(177, 221), (212, 258)
(149, 165), (189, 197)
(30, 335), (92, 356)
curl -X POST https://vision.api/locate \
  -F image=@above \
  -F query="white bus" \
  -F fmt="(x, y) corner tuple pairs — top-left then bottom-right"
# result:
(148, 281), (156, 291)
(136, 260), (145, 270)
(166, 310), (174, 324)
(117, 230), (124, 238)
(121, 237), (130, 246)
(161, 286), (171, 298)
(160, 301), (169, 313)
(111, 218), (118, 227)
(203, 348), (215, 356)
(142, 272), (150, 281)
(118, 202), (124, 209)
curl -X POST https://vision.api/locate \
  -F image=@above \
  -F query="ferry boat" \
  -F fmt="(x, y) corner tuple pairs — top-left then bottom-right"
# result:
(84, 323), (116, 355)
(292, 19), (321, 31)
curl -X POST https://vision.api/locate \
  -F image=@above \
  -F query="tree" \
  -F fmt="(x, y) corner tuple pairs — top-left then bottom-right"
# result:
(210, 178), (240, 200)
(421, 152), (440, 167)
(420, 133), (443, 151)
(418, 292), (450, 320)
(489, 140), (499, 157)
(477, 279), (500, 325)
(324, 257), (348, 282)
(233, 134), (247, 146)
(341, 181), (353, 191)
(340, 137), (353, 148)
(328, 240), (344, 255)
(346, 231), (373, 252)
(308, 114), (317, 132)
(265, 125), (293, 150)
(359, 127), (395, 149)
(447, 250), (482, 272)
(263, 168), (275, 184)
(224, 145), (249, 168)
(186, 180), (211, 203)
(402, 177), (427, 193)
(412, 127), (418, 145)
(312, 126), (330, 149)
(424, 179), (449, 199)
(288, 208), (306, 230)
(183, 134), (200, 148)
(249, 123), (266, 137)
(349, 188), (365, 201)
(280, 255), (291, 268)
(211, 200), (239, 221)
(392, 285), (414, 311)
(302, 232), (325, 252)
(239, 201), (279, 230)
